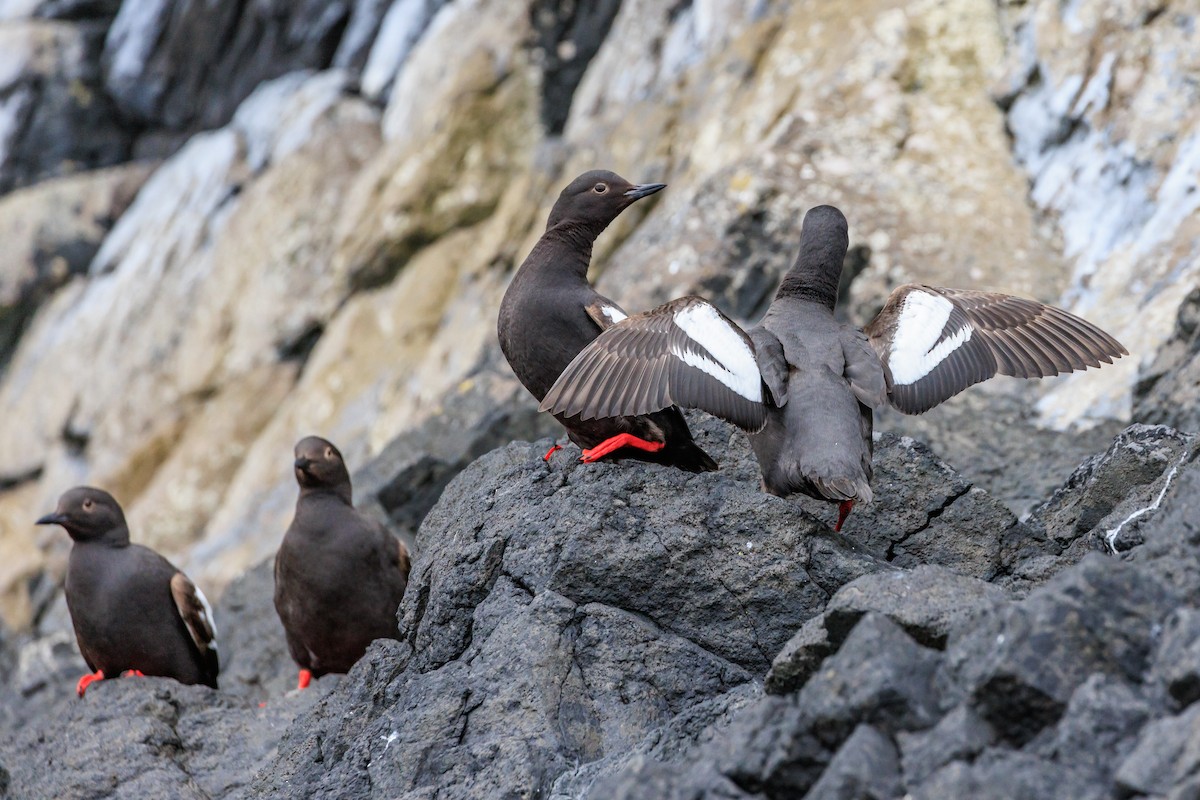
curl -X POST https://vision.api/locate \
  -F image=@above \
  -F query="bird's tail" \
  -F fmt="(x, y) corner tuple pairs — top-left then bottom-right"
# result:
(663, 439), (719, 473)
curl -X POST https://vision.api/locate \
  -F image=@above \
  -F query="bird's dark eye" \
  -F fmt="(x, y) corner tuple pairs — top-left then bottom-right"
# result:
(82, 499), (94, 511)
(593, 183), (608, 194)
(324, 447), (334, 460)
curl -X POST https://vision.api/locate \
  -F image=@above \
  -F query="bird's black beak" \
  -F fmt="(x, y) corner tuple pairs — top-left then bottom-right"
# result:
(36, 512), (65, 526)
(294, 457), (313, 474)
(623, 182), (666, 201)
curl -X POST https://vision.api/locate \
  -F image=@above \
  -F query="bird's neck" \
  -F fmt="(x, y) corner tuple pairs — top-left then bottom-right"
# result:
(299, 484), (353, 506)
(70, 527), (131, 547)
(525, 220), (605, 281)
(774, 254), (841, 310)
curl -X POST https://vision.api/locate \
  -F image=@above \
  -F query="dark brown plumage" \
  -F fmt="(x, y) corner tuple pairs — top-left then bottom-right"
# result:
(540, 204), (1127, 526)
(497, 169), (718, 472)
(36, 487), (219, 696)
(274, 436), (410, 687)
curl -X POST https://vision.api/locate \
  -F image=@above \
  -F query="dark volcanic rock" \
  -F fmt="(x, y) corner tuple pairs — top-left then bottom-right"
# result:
(876, 390), (1124, 519)
(702, 614), (939, 799)
(211, 558), (295, 702)
(6, 413), (1200, 799)
(896, 705), (995, 786)
(102, 0), (351, 137)
(796, 613), (941, 742)
(821, 565), (1008, 649)
(939, 554), (1177, 745)
(1136, 286), (1200, 435)
(1114, 702), (1200, 797)
(1027, 424), (1197, 555)
(1037, 673), (1156, 781)
(766, 565), (1006, 694)
(848, 434), (1030, 581)
(1152, 606), (1200, 708)
(1126, 460), (1200, 604)
(910, 750), (1106, 800)
(552, 683), (763, 799)
(764, 615), (832, 696)
(353, 369), (558, 555)
(0, 678), (332, 799)
(252, 416), (893, 798)
(804, 724), (901, 800)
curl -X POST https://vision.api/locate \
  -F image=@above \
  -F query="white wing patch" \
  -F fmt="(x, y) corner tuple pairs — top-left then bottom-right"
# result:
(672, 302), (762, 402)
(602, 306), (628, 324)
(196, 584), (218, 649)
(888, 290), (973, 385)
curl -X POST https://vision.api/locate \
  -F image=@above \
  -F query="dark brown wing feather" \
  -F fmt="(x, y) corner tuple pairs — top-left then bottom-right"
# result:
(541, 296), (768, 432)
(170, 572), (220, 685)
(865, 284), (1127, 415)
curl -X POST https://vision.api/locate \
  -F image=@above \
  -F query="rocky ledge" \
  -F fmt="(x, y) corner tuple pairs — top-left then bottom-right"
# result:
(0, 417), (1197, 799)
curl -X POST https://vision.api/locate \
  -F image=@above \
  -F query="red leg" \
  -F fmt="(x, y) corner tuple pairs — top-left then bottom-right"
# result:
(580, 433), (665, 463)
(120, 670), (145, 678)
(297, 669), (313, 690)
(543, 444), (563, 461)
(76, 670), (105, 698)
(835, 500), (855, 532)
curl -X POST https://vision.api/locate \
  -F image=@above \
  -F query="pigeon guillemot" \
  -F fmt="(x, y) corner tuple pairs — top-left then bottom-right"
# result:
(274, 436), (411, 690)
(498, 169), (718, 471)
(36, 487), (219, 697)
(540, 205), (1127, 529)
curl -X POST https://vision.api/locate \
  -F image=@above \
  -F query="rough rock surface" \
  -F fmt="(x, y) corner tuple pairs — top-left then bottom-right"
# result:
(1136, 286), (1200, 435)
(0, 18), (132, 191)
(2, 416), (1198, 799)
(1, 0), (1191, 626)
(0, 0), (1199, 795)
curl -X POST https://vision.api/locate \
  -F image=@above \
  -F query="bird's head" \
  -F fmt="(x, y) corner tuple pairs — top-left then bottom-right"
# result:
(545, 169), (666, 233)
(36, 486), (129, 544)
(292, 435), (352, 498)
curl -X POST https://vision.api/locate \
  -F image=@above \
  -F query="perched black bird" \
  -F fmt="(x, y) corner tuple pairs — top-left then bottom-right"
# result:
(541, 205), (1127, 529)
(36, 487), (219, 697)
(274, 436), (411, 689)
(498, 169), (718, 472)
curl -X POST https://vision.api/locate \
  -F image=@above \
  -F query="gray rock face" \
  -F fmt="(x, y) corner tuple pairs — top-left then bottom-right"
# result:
(251, 416), (876, 798)
(0, 20), (133, 191)
(0, 555), (335, 799)
(1137, 286), (1200, 435)
(940, 554), (1177, 745)
(102, 0), (350, 137)
(2, 418), (1200, 799)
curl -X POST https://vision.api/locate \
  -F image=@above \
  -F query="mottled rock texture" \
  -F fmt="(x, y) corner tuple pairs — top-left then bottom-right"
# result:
(0, 0), (1198, 795)
(2, 409), (1198, 798)
(3, 0), (1192, 624)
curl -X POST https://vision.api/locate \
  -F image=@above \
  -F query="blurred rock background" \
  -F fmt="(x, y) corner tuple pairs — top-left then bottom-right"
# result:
(0, 0), (1197, 796)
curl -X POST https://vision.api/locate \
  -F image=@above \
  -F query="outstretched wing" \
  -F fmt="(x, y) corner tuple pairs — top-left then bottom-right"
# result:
(540, 295), (768, 432)
(170, 572), (220, 683)
(864, 284), (1127, 415)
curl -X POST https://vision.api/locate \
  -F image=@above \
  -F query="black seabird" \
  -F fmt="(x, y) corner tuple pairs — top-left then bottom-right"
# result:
(540, 204), (1127, 529)
(36, 487), (219, 696)
(498, 169), (718, 472)
(274, 436), (411, 689)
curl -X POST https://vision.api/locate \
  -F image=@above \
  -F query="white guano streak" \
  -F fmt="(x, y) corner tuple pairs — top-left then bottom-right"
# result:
(889, 291), (972, 385)
(1103, 446), (1190, 553)
(672, 302), (762, 402)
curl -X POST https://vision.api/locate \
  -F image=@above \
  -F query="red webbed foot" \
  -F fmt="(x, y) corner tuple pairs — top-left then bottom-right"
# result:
(543, 444), (563, 461)
(120, 669), (145, 678)
(297, 669), (313, 690)
(580, 434), (665, 463)
(76, 670), (105, 698)
(835, 500), (855, 532)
